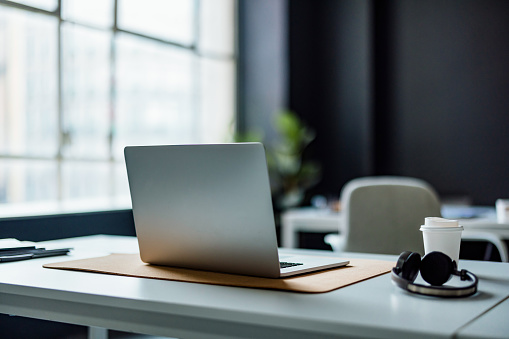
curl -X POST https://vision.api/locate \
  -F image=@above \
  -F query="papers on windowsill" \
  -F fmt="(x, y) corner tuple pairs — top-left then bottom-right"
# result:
(0, 238), (37, 249)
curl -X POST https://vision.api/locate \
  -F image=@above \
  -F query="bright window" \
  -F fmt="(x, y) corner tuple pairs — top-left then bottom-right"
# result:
(0, 0), (236, 204)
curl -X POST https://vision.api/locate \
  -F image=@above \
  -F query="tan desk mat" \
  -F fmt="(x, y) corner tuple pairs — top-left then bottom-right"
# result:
(44, 254), (394, 293)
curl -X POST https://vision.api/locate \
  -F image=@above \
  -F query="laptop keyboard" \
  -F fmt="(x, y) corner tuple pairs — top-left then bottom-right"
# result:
(280, 261), (304, 269)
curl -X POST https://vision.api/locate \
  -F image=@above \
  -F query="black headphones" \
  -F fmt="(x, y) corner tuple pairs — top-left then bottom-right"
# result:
(391, 251), (478, 298)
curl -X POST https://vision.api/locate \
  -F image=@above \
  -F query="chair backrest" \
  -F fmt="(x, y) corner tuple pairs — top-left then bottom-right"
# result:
(341, 176), (442, 255)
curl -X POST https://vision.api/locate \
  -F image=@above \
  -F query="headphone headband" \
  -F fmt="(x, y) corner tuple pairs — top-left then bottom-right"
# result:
(391, 268), (478, 298)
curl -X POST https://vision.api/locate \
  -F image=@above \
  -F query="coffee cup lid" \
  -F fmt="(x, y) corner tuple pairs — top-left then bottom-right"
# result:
(424, 217), (459, 227)
(420, 225), (464, 232)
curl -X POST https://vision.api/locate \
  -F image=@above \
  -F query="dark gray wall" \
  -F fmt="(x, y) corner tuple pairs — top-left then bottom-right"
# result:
(237, 0), (288, 142)
(289, 0), (373, 197)
(380, 0), (509, 205)
(287, 0), (509, 205)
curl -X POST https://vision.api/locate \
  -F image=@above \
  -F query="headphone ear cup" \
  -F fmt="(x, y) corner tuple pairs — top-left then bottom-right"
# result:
(420, 251), (454, 286)
(397, 251), (421, 282)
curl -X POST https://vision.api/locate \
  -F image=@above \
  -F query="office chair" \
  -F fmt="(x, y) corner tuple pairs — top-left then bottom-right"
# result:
(324, 176), (441, 255)
(324, 176), (509, 262)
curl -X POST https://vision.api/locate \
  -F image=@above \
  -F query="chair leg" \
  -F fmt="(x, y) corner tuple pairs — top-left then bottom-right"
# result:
(483, 243), (494, 261)
(89, 327), (108, 339)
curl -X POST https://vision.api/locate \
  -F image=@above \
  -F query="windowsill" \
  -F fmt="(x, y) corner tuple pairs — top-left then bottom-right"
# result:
(0, 196), (132, 219)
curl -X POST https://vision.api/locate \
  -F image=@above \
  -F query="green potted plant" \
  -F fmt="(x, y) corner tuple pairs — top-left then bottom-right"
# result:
(234, 110), (321, 209)
(269, 110), (320, 209)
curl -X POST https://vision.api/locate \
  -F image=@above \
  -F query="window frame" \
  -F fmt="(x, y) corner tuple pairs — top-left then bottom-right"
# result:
(0, 0), (238, 203)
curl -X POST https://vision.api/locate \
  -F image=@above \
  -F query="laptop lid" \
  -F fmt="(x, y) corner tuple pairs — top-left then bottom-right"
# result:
(124, 143), (282, 277)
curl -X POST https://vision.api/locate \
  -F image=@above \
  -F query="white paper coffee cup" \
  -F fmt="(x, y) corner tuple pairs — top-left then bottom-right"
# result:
(496, 199), (509, 224)
(420, 217), (463, 264)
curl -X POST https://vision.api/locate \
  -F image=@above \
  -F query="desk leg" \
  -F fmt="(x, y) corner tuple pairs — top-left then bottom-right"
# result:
(282, 222), (297, 248)
(89, 326), (108, 339)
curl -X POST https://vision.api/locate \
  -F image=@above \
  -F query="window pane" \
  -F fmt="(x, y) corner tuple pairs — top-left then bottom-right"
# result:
(118, 0), (194, 45)
(61, 0), (114, 28)
(199, 58), (235, 142)
(61, 23), (111, 159)
(198, 0), (235, 56)
(0, 159), (58, 203)
(9, 0), (58, 12)
(0, 7), (58, 157)
(113, 162), (130, 198)
(61, 161), (129, 200)
(114, 33), (196, 159)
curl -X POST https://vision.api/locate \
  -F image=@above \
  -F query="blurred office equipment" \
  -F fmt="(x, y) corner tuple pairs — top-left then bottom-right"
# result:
(324, 176), (508, 262)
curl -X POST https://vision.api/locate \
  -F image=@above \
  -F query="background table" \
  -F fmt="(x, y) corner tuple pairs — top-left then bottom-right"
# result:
(280, 205), (509, 250)
(280, 207), (342, 248)
(1, 235), (509, 339)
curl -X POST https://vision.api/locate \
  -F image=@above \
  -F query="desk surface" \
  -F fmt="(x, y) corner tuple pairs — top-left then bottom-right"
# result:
(1, 235), (509, 339)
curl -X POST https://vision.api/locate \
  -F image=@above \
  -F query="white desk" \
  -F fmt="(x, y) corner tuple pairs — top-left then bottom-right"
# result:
(457, 296), (509, 339)
(1, 235), (509, 339)
(460, 218), (509, 239)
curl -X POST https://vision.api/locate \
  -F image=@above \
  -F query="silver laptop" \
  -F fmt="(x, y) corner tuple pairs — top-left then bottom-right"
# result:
(124, 143), (348, 278)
